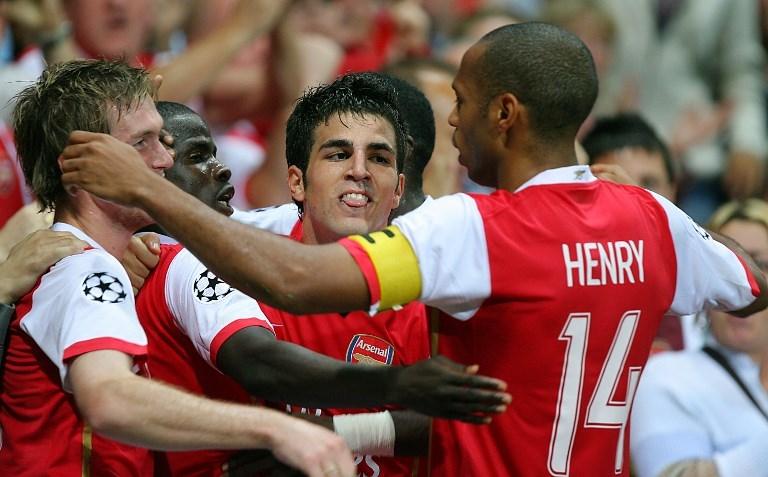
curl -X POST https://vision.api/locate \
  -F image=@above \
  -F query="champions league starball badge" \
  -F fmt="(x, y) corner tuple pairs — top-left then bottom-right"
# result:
(194, 270), (234, 303)
(82, 272), (127, 304)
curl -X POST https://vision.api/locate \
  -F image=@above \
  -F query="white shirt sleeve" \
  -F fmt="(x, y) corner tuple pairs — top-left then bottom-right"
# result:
(230, 203), (300, 235)
(392, 193), (491, 320)
(164, 248), (274, 366)
(20, 250), (147, 391)
(651, 192), (759, 315)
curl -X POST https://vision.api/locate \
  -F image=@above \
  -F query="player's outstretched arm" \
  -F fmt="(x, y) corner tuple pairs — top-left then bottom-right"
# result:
(218, 327), (509, 423)
(61, 131), (372, 313)
(69, 349), (356, 477)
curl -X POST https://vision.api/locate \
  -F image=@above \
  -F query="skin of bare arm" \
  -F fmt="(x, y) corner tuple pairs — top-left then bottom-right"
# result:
(218, 326), (509, 423)
(61, 131), (373, 314)
(154, 0), (289, 103)
(69, 349), (357, 477)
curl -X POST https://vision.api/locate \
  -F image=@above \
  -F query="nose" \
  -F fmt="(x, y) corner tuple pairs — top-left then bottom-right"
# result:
(345, 150), (370, 181)
(154, 141), (174, 171)
(448, 105), (459, 128)
(215, 161), (232, 182)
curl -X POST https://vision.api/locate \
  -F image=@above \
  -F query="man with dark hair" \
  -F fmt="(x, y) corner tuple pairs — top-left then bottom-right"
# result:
(61, 23), (768, 476)
(134, 98), (508, 476)
(584, 112), (677, 201)
(385, 58), (464, 200)
(2, 59), (357, 477)
(381, 73), (435, 218)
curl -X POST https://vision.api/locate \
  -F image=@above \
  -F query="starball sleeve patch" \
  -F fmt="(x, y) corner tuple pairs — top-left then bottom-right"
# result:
(193, 270), (235, 303)
(82, 272), (127, 304)
(347, 225), (421, 310)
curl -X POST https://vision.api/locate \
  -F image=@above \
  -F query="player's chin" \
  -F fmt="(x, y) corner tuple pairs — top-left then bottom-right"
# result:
(214, 201), (234, 217)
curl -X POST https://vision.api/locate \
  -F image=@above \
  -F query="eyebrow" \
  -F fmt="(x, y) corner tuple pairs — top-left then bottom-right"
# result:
(180, 136), (214, 149)
(319, 139), (353, 150)
(318, 139), (394, 154)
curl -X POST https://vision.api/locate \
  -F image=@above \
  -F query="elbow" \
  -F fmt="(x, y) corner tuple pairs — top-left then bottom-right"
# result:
(76, 380), (136, 438)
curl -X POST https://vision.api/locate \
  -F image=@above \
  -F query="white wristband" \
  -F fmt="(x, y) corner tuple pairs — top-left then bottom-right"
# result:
(332, 410), (396, 456)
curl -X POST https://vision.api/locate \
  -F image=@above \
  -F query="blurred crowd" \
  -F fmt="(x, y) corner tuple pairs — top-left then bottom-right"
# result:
(2, 1), (768, 476)
(1, 0), (766, 229)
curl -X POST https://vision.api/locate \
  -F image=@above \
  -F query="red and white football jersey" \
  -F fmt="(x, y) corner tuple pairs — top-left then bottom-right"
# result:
(0, 223), (151, 476)
(339, 165), (760, 477)
(235, 206), (430, 477)
(136, 242), (273, 477)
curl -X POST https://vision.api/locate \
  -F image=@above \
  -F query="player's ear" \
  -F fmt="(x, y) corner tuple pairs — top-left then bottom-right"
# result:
(287, 165), (305, 202)
(392, 173), (404, 209)
(496, 92), (520, 132)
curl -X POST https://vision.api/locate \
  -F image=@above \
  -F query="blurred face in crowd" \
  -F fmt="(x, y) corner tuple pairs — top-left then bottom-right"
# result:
(418, 67), (463, 195)
(162, 112), (235, 217)
(592, 147), (676, 201)
(65, 0), (153, 60)
(709, 218), (768, 359)
(289, 112), (403, 245)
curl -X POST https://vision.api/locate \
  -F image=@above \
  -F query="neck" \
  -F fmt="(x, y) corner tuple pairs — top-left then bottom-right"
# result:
(54, 200), (136, 259)
(497, 140), (579, 191)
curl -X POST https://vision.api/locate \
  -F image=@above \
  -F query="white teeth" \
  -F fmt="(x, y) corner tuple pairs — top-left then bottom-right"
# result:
(342, 193), (368, 202)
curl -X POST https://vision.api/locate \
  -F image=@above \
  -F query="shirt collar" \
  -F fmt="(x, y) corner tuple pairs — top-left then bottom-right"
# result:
(52, 222), (102, 250)
(515, 165), (596, 193)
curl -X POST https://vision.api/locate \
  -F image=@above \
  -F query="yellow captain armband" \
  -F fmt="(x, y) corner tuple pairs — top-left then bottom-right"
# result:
(347, 226), (421, 310)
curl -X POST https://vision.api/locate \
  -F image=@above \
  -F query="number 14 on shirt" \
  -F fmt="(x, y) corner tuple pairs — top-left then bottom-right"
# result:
(548, 311), (642, 476)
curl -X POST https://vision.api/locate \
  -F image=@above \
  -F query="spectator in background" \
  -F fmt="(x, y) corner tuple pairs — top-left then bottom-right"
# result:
(543, 0), (628, 136)
(583, 112), (677, 202)
(440, 6), (523, 68)
(385, 58), (463, 200)
(583, 112), (700, 351)
(631, 198), (768, 477)
(595, 0), (766, 222)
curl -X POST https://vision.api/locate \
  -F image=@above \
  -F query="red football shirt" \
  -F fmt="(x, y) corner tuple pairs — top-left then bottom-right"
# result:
(0, 223), (150, 476)
(340, 165), (760, 476)
(135, 242), (273, 477)
(233, 206), (431, 477)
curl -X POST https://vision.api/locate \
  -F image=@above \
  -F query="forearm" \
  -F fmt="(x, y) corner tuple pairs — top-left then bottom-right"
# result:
(83, 373), (288, 451)
(155, 11), (275, 103)
(332, 410), (429, 457)
(136, 176), (369, 313)
(219, 329), (398, 408)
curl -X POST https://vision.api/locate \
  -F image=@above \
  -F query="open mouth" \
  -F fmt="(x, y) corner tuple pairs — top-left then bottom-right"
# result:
(340, 191), (370, 208)
(216, 185), (235, 208)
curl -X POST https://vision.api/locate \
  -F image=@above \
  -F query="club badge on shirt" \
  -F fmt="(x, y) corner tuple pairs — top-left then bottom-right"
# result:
(82, 272), (127, 304)
(346, 334), (395, 365)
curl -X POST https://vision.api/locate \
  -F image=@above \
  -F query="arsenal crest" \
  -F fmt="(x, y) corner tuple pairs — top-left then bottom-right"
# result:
(346, 334), (395, 365)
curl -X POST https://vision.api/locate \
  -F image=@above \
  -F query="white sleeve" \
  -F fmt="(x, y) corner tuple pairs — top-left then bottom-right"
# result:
(630, 354), (714, 477)
(392, 193), (491, 320)
(652, 192), (759, 315)
(164, 248), (274, 366)
(20, 250), (147, 391)
(230, 203), (299, 235)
